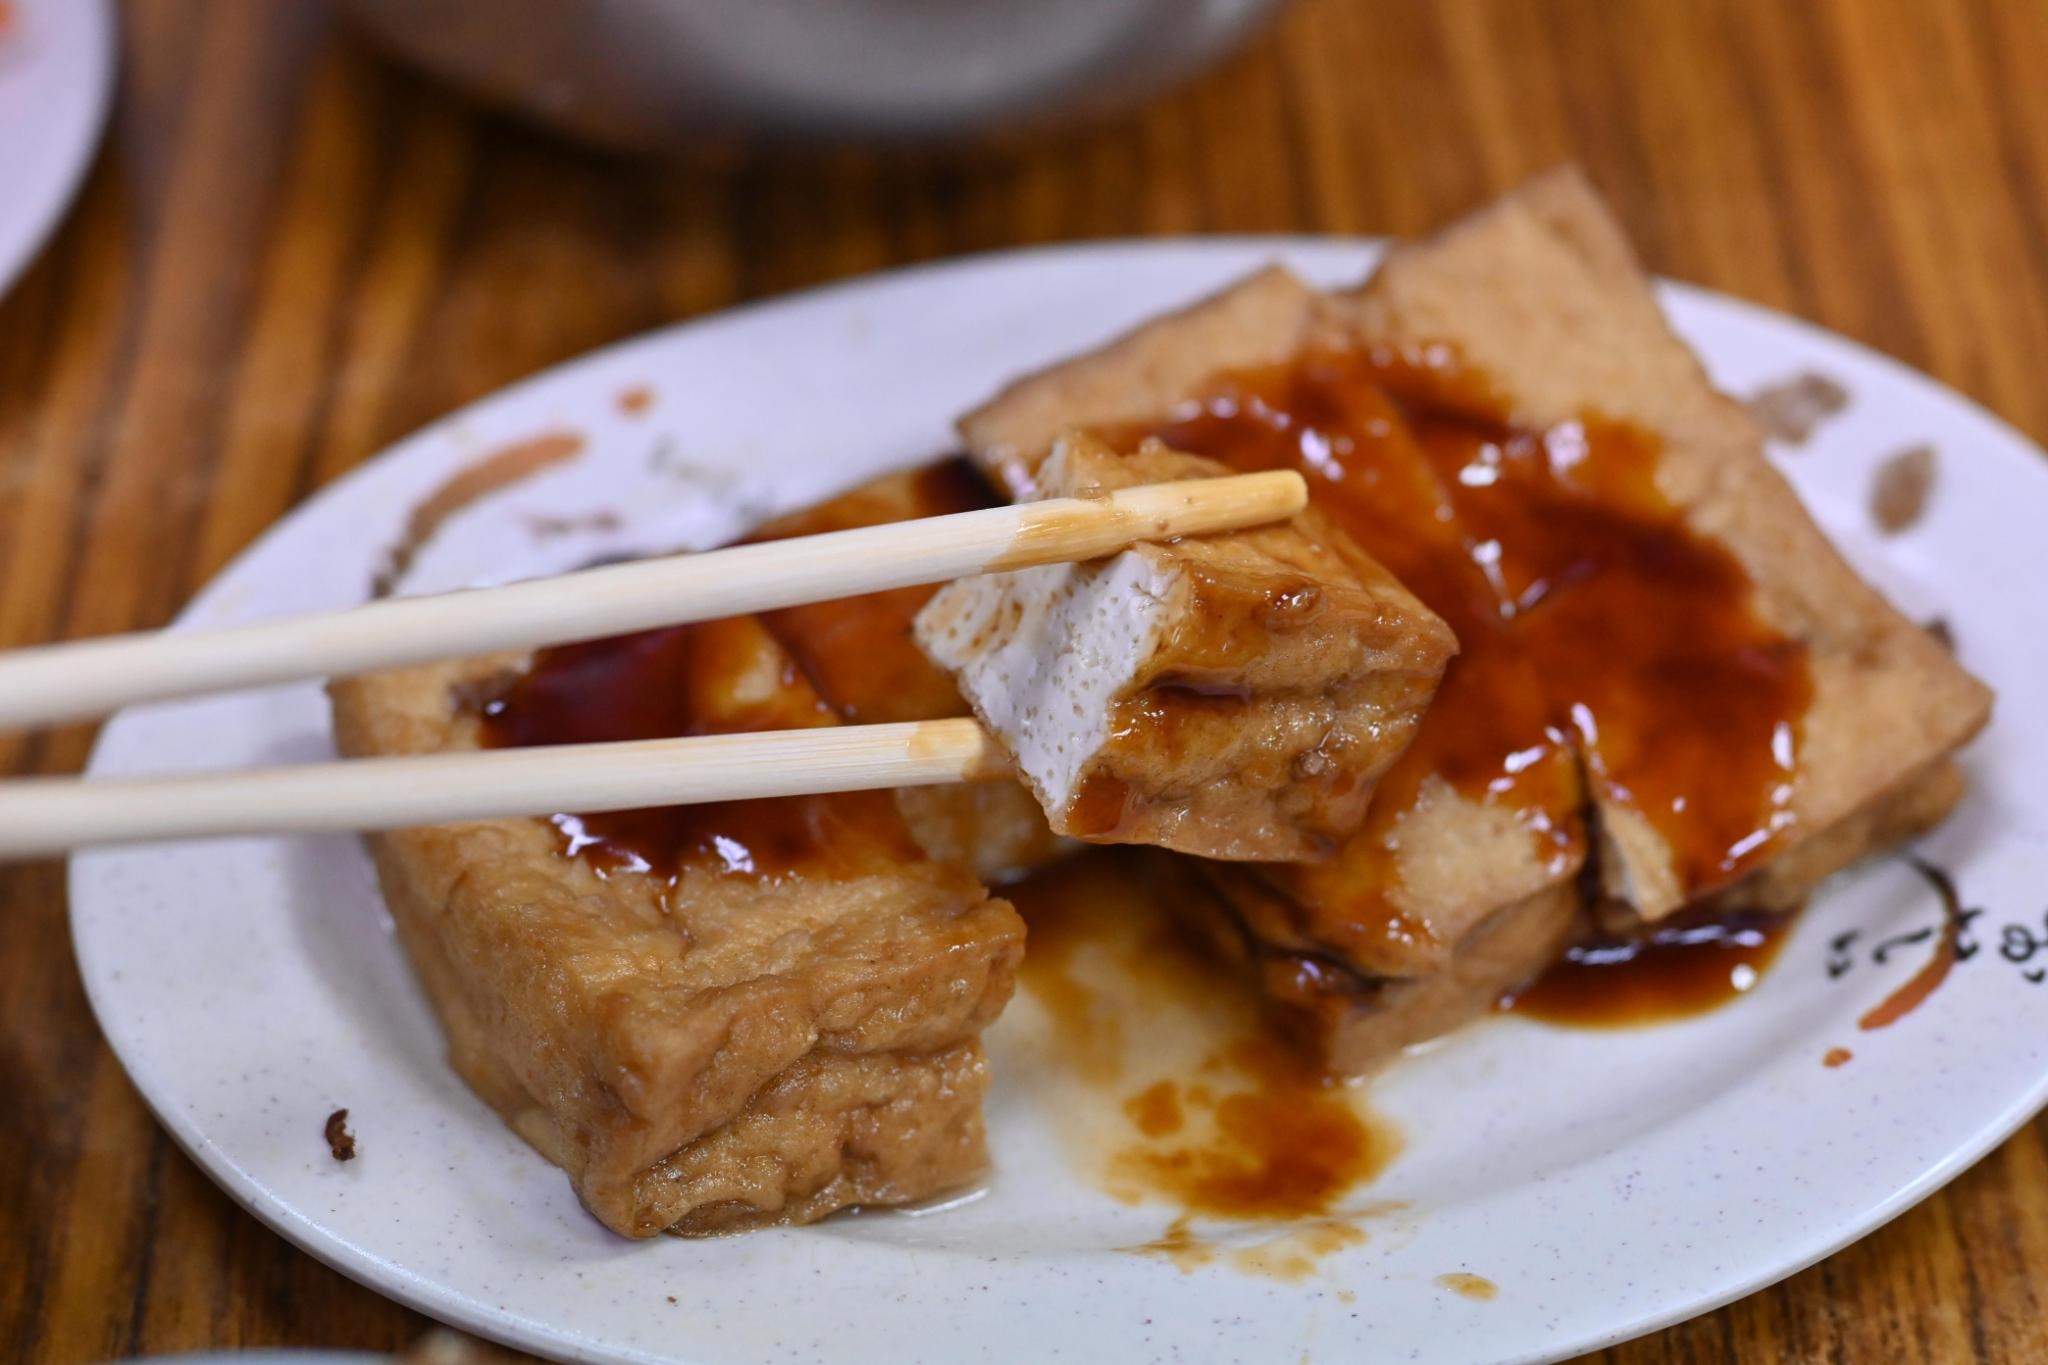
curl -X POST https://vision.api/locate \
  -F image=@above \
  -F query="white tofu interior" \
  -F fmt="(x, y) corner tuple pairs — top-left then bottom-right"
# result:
(917, 548), (1178, 817)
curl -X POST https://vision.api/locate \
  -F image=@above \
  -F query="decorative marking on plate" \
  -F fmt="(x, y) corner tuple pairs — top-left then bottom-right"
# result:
(1746, 370), (1850, 446)
(371, 429), (588, 596)
(1822, 857), (2043, 1028)
(1871, 443), (1938, 534)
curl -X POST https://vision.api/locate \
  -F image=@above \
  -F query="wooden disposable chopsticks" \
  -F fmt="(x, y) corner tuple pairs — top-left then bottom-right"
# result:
(0, 719), (1011, 857)
(0, 470), (1306, 857)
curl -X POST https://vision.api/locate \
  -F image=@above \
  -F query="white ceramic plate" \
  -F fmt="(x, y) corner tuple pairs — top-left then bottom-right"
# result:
(71, 241), (2048, 1364)
(0, 0), (114, 299)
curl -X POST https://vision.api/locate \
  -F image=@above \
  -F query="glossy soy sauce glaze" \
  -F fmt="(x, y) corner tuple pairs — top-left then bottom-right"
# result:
(478, 614), (919, 882)
(1506, 915), (1788, 1026)
(1119, 346), (1814, 911)
(479, 463), (999, 884)
(1062, 680), (1276, 843)
(751, 458), (999, 724)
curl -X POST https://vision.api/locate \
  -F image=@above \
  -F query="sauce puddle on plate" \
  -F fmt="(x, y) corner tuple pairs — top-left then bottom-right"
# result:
(1005, 850), (1402, 1276)
(1506, 915), (1788, 1027)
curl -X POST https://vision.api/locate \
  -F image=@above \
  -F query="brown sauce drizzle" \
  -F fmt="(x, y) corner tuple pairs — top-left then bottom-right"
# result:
(752, 459), (999, 724)
(1114, 1038), (1394, 1221)
(1126, 1212), (1377, 1279)
(1823, 1047), (1854, 1068)
(479, 615), (919, 883)
(479, 462), (996, 888)
(1114, 346), (1813, 930)
(1064, 771), (1138, 840)
(1506, 915), (1787, 1027)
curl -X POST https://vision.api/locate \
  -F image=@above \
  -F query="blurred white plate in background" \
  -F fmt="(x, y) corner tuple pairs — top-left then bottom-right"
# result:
(0, 0), (114, 300)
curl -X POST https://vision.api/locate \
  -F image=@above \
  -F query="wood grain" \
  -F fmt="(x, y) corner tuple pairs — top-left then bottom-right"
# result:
(4, 0), (2045, 1360)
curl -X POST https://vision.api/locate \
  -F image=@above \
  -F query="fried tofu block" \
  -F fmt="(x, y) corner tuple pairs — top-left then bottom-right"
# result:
(1338, 167), (1993, 921)
(330, 614), (1024, 1237)
(747, 460), (1069, 881)
(916, 431), (1456, 861)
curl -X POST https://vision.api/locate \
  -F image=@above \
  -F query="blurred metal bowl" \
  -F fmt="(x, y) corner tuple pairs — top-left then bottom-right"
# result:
(339, 0), (1293, 150)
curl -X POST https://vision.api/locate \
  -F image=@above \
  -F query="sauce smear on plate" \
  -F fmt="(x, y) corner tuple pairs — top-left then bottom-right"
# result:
(1008, 852), (1401, 1222)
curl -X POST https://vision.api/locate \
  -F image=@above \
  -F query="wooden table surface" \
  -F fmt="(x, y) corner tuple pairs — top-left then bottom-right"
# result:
(6, 1), (2047, 1360)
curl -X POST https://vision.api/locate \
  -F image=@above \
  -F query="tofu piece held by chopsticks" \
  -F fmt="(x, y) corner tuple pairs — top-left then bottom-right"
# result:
(915, 431), (1457, 862)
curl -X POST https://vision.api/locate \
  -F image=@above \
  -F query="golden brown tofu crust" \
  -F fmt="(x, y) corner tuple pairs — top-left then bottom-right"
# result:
(331, 631), (1024, 1237)
(1155, 853), (1578, 1075)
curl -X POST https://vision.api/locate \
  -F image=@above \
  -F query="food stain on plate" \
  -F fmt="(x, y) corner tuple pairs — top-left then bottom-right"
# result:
(1436, 1271), (1498, 1301)
(525, 509), (624, 540)
(372, 429), (588, 595)
(1128, 1215), (1376, 1280)
(1005, 850), (1402, 1276)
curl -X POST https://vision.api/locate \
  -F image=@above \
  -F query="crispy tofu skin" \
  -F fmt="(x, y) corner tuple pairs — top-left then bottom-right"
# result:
(959, 167), (1991, 1073)
(330, 615), (1024, 1237)
(917, 432), (1455, 861)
